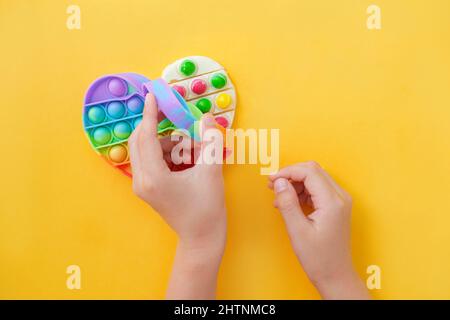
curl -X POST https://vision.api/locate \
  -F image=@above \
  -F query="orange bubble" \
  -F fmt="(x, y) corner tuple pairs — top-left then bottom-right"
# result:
(109, 144), (128, 163)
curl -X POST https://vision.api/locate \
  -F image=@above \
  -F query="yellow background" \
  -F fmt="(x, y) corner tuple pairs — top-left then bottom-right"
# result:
(1, 0), (450, 299)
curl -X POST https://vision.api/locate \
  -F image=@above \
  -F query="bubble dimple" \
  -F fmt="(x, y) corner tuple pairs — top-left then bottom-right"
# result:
(215, 116), (229, 128)
(211, 73), (227, 89)
(191, 79), (207, 95)
(215, 93), (232, 109)
(179, 59), (196, 76)
(92, 127), (112, 145)
(173, 85), (187, 98)
(196, 98), (212, 113)
(87, 106), (106, 124)
(107, 101), (126, 119)
(158, 118), (174, 131)
(108, 78), (128, 97)
(127, 96), (144, 114)
(113, 121), (132, 140)
(133, 117), (142, 128)
(109, 144), (128, 163)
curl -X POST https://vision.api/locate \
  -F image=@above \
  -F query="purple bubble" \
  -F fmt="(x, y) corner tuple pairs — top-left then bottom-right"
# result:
(127, 96), (144, 114)
(108, 78), (127, 97)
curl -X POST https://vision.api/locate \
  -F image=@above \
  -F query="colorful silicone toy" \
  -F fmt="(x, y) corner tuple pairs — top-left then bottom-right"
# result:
(82, 56), (237, 177)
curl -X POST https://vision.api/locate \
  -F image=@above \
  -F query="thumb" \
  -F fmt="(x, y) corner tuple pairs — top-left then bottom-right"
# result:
(274, 178), (311, 238)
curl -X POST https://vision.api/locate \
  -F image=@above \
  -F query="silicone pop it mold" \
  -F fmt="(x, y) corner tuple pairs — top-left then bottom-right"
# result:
(83, 56), (237, 177)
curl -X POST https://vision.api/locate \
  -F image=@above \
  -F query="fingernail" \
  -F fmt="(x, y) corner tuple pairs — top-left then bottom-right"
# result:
(274, 178), (288, 194)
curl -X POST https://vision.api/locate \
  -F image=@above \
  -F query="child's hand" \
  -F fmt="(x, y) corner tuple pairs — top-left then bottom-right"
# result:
(268, 162), (370, 299)
(129, 93), (226, 299)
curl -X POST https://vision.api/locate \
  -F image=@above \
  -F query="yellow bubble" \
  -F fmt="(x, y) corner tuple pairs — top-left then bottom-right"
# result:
(215, 93), (232, 109)
(109, 144), (128, 163)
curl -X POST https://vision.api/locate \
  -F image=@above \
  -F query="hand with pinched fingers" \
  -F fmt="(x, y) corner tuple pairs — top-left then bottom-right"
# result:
(268, 162), (370, 300)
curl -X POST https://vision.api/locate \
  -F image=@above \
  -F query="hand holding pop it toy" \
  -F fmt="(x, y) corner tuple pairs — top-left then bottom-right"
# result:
(82, 56), (237, 177)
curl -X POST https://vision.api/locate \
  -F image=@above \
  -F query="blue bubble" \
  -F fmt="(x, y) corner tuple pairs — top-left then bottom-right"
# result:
(107, 101), (126, 119)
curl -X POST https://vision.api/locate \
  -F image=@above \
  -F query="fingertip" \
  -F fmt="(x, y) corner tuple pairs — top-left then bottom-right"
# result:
(268, 172), (280, 181)
(201, 113), (216, 130)
(274, 177), (289, 194)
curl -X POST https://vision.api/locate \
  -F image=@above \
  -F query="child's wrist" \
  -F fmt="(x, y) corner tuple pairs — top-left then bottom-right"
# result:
(167, 226), (226, 300)
(176, 235), (226, 273)
(314, 266), (356, 288)
(178, 236), (226, 258)
(179, 210), (227, 251)
(178, 217), (227, 259)
(313, 268), (369, 300)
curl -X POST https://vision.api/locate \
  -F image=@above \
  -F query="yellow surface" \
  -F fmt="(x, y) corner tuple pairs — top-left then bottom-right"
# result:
(1, 0), (450, 299)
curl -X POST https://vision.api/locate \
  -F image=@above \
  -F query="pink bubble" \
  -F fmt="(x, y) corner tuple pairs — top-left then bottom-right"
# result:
(215, 116), (229, 128)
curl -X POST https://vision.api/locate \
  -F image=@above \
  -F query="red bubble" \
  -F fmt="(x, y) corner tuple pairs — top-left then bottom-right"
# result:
(173, 85), (186, 98)
(191, 79), (207, 95)
(215, 116), (229, 128)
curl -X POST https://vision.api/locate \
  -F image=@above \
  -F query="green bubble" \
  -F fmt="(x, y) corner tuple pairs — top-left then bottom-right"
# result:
(179, 59), (196, 76)
(158, 118), (175, 130)
(210, 73), (227, 89)
(113, 121), (132, 140)
(88, 106), (106, 124)
(195, 98), (212, 113)
(92, 127), (112, 145)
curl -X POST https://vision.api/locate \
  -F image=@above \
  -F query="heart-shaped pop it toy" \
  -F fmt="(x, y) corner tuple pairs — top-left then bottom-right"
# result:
(162, 56), (236, 130)
(82, 56), (237, 177)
